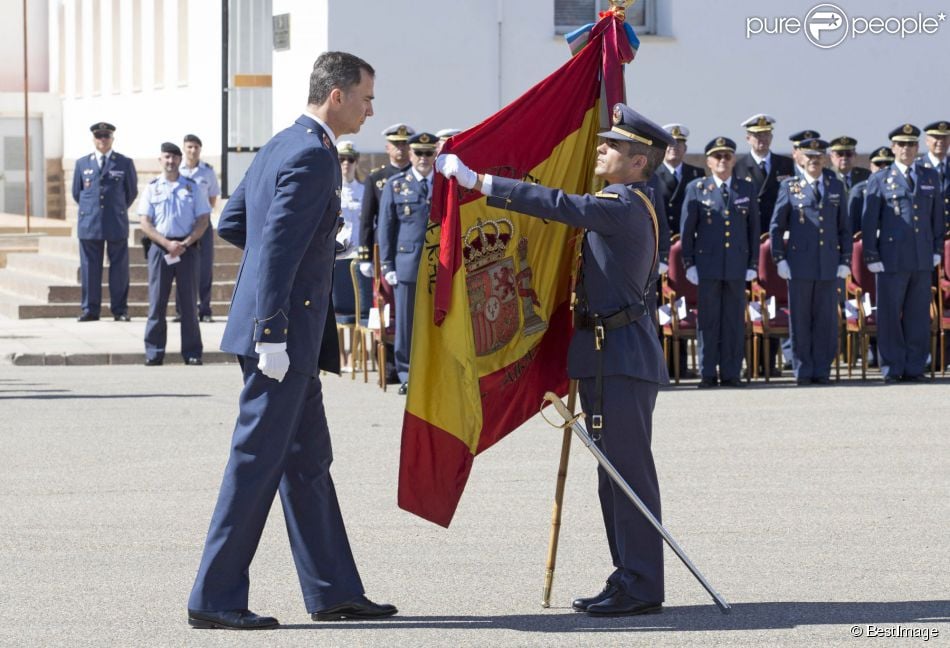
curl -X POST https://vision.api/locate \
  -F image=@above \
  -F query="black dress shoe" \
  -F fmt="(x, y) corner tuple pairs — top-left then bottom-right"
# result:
(812, 377), (831, 385)
(187, 608), (279, 630)
(172, 314), (182, 323)
(680, 368), (698, 380)
(572, 581), (619, 612)
(901, 374), (927, 383)
(200, 315), (215, 323)
(796, 378), (811, 386)
(144, 357), (163, 366)
(77, 313), (99, 322)
(185, 357), (203, 366)
(113, 313), (131, 322)
(586, 591), (662, 617)
(398, 382), (408, 395)
(311, 595), (397, 621)
(697, 378), (718, 389)
(883, 375), (900, 384)
(721, 378), (745, 388)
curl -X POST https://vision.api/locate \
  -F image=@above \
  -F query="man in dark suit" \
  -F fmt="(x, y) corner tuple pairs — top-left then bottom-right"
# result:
(733, 114), (794, 234)
(848, 146), (894, 235)
(439, 104), (673, 617)
(71, 122), (138, 322)
(916, 121), (950, 228)
(649, 123), (704, 237)
(188, 51), (396, 630)
(829, 136), (871, 193)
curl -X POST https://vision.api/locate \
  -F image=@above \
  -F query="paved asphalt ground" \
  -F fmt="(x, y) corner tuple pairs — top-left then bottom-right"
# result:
(1, 364), (948, 647)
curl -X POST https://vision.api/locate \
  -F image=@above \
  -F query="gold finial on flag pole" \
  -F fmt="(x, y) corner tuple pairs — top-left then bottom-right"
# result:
(608, 0), (634, 20)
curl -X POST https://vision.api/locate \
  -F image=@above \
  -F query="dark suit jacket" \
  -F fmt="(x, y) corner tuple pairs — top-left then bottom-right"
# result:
(650, 162), (705, 236)
(357, 162), (410, 261)
(734, 152), (795, 234)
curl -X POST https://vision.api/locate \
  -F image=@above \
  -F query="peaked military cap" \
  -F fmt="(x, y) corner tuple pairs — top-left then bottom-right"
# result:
(90, 122), (116, 134)
(409, 132), (438, 151)
(161, 142), (183, 156)
(741, 113), (776, 133)
(705, 137), (736, 156)
(870, 146), (896, 165)
(798, 138), (829, 155)
(789, 130), (821, 147)
(923, 121), (950, 136)
(662, 123), (689, 141)
(829, 136), (857, 152)
(337, 140), (359, 157)
(382, 123), (415, 142)
(599, 104), (675, 148)
(183, 133), (203, 146)
(888, 123), (920, 142)
(436, 128), (461, 139)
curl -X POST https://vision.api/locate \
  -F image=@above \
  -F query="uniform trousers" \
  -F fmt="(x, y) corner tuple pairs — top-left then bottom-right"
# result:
(196, 226), (215, 317)
(189, 357), (364, 613)
(787, 279), (837, 380)
(578, 375), (663, 603)
(144, 244), (202, 361)
(394, 281), (417, 384)
(79, 238), (129, 316)
(876, 270), (932, 379)
(697, 278), (746, 381)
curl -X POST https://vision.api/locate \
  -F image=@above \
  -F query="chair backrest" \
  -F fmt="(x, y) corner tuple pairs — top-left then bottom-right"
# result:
(333, 258), (356, 317)
(666, 239), (697, 305)
(850, 237), (877, 306)
(757, 236), (788, 307)
(349, 258), (372, 321)
(944, 237), (950, 280)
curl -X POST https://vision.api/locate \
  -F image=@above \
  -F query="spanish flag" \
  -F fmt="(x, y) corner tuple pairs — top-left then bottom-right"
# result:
(398, 12), (637, 526)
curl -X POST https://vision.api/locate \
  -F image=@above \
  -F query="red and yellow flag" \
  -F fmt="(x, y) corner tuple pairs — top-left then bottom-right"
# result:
(398, 13), (636, 527)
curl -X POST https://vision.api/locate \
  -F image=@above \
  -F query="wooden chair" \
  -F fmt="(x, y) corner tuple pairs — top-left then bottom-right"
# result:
(749, 235), (790, 382)
(939, 238), (950, 376)
(844, 236), (877, 379)
(372, 244), (392, 391)
(661, 239), (699, 384)
(332, 258), (358, 372)
(349, 258), (375, 382)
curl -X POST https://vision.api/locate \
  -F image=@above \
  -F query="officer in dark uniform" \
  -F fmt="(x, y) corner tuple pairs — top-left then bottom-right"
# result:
(734, 114), (795, 234)
(848, 146), (894, 235)
(916, 121), (950, 228)
(862, 124), (945, 383)
(71, 122), (138, 321)
(788, 129), (822, 176)
(357, 123), (414, 384)
(137, 142), (210, 366)
(829, 136), (871, 193)
(770, 138), (852, 385)
(378, 132), (436, 395)
(681, 137), (760, 387)
(438, 103), (673, 617)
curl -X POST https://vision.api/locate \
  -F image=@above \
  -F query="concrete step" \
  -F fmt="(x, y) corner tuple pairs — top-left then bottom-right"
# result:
(0, 289), (234, 319)
(2, 251), (240, 283)
(38, 231), (242, 262)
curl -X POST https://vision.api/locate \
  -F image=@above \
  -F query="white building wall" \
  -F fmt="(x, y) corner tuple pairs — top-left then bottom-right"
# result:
(272, 0), (328, 133)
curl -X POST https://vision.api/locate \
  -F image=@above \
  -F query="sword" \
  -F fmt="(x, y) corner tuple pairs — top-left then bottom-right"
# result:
(541, 391), (732, 614)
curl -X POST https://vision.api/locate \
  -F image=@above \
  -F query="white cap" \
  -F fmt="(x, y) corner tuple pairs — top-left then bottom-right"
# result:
(662, 123), (689, 141)
(740, 114), (777, 132)
(435, 128), (461, 139)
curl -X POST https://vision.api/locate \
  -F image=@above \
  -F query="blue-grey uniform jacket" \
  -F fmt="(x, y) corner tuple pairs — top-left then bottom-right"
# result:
(680, 177), (760, 280)
(72, 151), (138, 240)
(378, 170), (431, 284)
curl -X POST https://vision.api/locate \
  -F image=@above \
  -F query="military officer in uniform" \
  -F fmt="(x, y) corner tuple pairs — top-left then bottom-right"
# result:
(435, 127), (461, 155)
(862, 124), (945, 383)
(829, 136), (871, 193)
(179, 133), (221, 322)
(438, 103), (673, 617)
(681, 137), (760, 387)
(378, 132), (437, 395)
(788, 130), (822, 177)
(137, 142), (210, 366)
(357, 123), (414, 384)
(649, 124), (705, 237)
(71, 122), (138, 321)
(916, 121), (950, 228)
(734, 114), (795, 234)
(848, 146), (894, 235)
(770, 138), (851, 385)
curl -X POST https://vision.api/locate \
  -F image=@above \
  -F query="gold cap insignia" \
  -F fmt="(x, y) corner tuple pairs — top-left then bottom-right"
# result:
(612, 105), (623, 125)
(903, 124), (913, 134)
(397, 125), (407, 137)
(716, 137), (725, 147)
(420, 134), (431, 144)
(671, 126), (682, 138)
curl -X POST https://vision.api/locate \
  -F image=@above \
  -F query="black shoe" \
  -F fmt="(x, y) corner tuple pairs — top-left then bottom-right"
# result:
(795, 378), (811, 386)
(572, 581), (619, 612)
(901, 374), (927, 383)
(812, 377), (831, 385)
(697, 378), (718, 389)
(185, 357), (203, 366)
(721, 378), (745, 388)
(386, 373), (401, 385)
(680, 368), (698, 380)
(883, 375), (900, 384)
(311, 595), (397, 621)
(586, 591), (662, 617)
(77, 313), (99, 322)
(187, 609), (279, 630)
(144, 357), (163, 366)
(398, 382), (408, 395)
(200, 315), (215, 323)
(113, 313), (131, 322)
(172, 314), (182, 323)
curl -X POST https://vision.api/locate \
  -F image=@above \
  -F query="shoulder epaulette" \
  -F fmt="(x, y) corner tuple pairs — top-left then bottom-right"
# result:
(594, 191), (620, 200)
(372, 165), (386, 174)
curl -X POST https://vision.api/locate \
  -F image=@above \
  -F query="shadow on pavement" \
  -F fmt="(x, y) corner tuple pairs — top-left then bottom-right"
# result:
(0, 393), (211, 400)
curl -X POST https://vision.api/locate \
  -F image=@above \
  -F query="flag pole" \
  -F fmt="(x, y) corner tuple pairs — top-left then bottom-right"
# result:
(540, 378), (577, 608)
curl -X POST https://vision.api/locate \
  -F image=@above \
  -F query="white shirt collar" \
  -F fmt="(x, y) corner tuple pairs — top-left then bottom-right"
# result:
(802, 170), (822, 185)
(750, 151), (771, 166)
(712, 175), (731, 189)
(928, 152), (945, 168)
(894, 160), (912, 175)
(663, 161), (682, 176)
(303, 110), (336, 146)
(411, 167), (434, 183)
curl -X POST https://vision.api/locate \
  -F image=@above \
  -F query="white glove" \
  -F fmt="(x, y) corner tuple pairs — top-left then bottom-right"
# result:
(255, 342), (289, 382)
(359, 261), (373, 278)
(867, 261), (884, 274)
(685, 266), (699, 285)
(934, 254), (942, 268)
(836, 264), (850, 279)
(436, 153), (477, 189)
(384, 270), (398, 286)
(777, 260), (791, 280)
(657, 261), (669, 275)
(745, 268), (758, 282)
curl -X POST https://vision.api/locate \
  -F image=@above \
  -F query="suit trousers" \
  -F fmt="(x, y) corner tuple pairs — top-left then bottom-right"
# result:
(876, 270), (932, 379)
(697, 278), (746, 381)
(79, 238), (129, 316)
(394, 281), (417, 383)
(188, 357), (364, 613)
(144, 244), (202, 361)
(197, 226), (215, 317)
(788, 279), (838, 380)
(579, 375), (663, 603)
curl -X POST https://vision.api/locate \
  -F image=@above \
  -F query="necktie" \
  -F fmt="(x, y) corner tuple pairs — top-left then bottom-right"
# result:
(420, 177), (429, 200)
(721, 182), (729, 204)
(99, 155), (106, 171)
(843, 174), (851, 192)
(759, 160), (768, 176)
(905, 169), (915, 192)
(813, 181), (822, 204)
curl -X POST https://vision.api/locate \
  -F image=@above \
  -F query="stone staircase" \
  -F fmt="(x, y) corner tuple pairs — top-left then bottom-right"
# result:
(0, 225), (240, 319)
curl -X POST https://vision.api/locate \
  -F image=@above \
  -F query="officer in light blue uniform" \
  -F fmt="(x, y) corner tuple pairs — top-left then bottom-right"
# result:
(179, 134), (221, 322)
(71, 122), (138, 321)
(770, 138), (851, 385)
(681, 137), (760, 387)
(862, 123), (945, 382)
(439, 104), (672, 617)
(378, 132), (437, 395)
(848, 146), (895, 235)
(137, 142), (211, 365)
